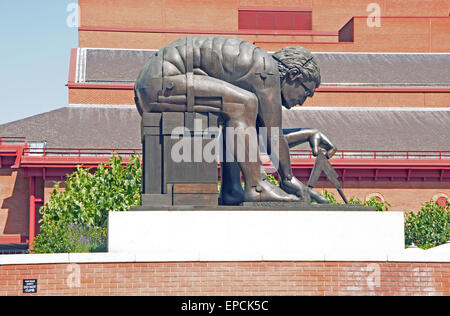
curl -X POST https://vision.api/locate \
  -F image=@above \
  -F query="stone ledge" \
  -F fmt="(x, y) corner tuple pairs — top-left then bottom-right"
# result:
(0, 247), (449, 266)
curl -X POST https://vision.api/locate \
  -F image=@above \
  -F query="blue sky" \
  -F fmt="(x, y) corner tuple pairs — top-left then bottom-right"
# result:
(0, 1), (78, 125)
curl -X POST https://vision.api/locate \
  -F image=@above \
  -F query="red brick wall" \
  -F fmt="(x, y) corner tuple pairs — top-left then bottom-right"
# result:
(69, 87), (449, 108)
(302, 91), (449, 108)
(78, 30), (338, 50)
(69, 88), (135, 105)
(0, 170), (30, 238)
(312, 0), (450, 32)
(78, 0), (450, 52)
(261, 17), (450, 52)
(78, 0), (450, 33)
(315, 181), (450, 212)
(0, 261), (448, 296)
(79, 17), (450, 53)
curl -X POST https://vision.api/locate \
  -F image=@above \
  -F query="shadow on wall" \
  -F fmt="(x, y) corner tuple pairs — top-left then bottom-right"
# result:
(1, 170), (43, 237)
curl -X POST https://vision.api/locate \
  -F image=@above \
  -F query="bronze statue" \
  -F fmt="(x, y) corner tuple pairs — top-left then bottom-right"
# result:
(135, 36), (337, 204)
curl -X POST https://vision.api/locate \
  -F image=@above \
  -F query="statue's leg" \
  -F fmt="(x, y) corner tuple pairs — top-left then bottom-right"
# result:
(219, 135), (244, 205)
(138, 73), (298, 202)
(191, 76), (299, 202)
(282, 129), (332, 204)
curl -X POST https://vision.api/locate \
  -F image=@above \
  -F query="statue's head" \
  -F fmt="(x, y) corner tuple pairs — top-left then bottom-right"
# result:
(272, 46), (321, 109)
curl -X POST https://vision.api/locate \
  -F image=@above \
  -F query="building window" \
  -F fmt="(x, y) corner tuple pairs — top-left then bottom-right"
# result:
(238, 8), (312, 31)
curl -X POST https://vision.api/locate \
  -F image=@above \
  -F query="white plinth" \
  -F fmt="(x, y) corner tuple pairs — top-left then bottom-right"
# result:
(108, 211), (405, 261)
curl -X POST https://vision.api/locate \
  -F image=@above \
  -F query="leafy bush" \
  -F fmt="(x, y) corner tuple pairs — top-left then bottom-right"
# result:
(322, 189), (340, 205)
(321, 190), (390, 211)
(32, 154), (142, 253)
(265, 173), (279, 186)
(32, 224), (107, 254)
(405, 200), (450, 249)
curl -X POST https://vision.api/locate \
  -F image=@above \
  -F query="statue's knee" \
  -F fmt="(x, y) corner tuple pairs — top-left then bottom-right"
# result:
(245, 94), (258, 118)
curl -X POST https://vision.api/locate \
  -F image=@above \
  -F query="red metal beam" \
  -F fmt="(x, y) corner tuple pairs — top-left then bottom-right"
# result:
(66, 83), (134, 90)
(239, 7), (313, 12)
(0, 236), (29, 244)
(28, 176), (36, 251)
(5, 144), (450, 182)
(352, 16), (450, 19)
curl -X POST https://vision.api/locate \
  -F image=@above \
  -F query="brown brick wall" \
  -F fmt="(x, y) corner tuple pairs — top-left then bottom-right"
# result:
(0, 261), (449, 296)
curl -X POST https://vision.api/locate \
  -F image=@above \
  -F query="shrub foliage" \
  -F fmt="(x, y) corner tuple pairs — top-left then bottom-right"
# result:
(32, 154), (142, 253)
(321, 189), (391, 212)
(405, 200), (450, 249)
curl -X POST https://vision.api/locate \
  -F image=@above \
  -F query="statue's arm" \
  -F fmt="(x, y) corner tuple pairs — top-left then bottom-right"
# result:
(257, 91), (294, 181)
(284, 129), (337, 159)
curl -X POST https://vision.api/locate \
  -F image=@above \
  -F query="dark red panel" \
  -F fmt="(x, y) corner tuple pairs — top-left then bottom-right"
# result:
(239, 10), (312, 30)
(292, 11), (312, 30)
(238, 11), (258, 29)
(275, 12), (294, 30)
(257, 11), (276, 30)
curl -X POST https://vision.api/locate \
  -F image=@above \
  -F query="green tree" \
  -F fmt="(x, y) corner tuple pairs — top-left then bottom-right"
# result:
(32, 154), (142, 253)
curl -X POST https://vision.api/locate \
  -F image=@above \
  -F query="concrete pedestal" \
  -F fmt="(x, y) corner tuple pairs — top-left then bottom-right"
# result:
(108, 208), (405, 260)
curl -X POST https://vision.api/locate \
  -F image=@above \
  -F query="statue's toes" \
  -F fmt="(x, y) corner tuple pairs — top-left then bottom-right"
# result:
(245, 185), (300, 203)
(309, 189), (330, 204)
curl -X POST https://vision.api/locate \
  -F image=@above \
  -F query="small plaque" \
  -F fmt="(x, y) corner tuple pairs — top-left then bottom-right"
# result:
(23, 279), (37, 294)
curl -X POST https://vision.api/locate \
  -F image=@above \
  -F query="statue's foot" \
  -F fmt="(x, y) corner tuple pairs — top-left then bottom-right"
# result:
(279, 177), (329, 204)
(244, 179), (300, 203)
(309, 188), (330, 204)
(219, 187), (245, 206)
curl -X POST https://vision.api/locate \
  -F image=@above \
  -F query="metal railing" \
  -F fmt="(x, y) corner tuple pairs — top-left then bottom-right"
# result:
(289, 150), (450, 160)
(19, 147), (450, 160)
(23, 148), (141, 158)
(0, 137), (27, 146)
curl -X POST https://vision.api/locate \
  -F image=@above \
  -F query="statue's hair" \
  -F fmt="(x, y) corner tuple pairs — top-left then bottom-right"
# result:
(272, 46), (321, 87)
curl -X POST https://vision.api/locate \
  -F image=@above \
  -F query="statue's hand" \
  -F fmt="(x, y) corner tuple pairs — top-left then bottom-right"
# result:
(309, 131), (337, 159)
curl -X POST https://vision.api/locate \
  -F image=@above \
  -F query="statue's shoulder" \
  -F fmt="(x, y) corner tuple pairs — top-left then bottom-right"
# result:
(162, 36), (268, 59)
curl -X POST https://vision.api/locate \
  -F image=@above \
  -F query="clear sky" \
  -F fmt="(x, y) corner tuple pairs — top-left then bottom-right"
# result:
(0, 1), (78, 125)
